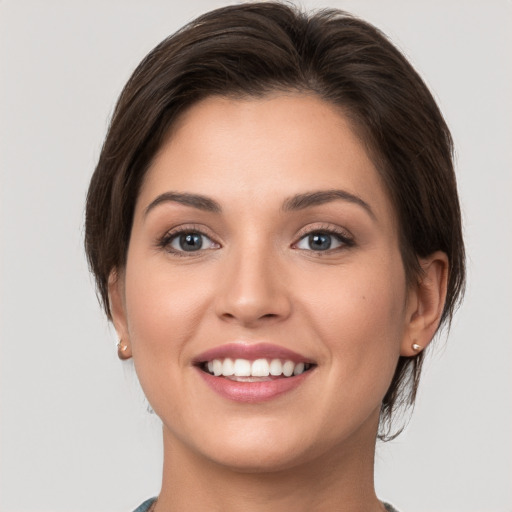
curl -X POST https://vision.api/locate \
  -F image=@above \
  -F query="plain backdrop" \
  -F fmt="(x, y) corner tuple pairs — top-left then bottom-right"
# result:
(1, 1), (511, 511)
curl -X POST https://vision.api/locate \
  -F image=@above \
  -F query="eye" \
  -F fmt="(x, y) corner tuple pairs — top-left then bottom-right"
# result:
(295, 231), (351, 252)
(162, 230), (220, 253)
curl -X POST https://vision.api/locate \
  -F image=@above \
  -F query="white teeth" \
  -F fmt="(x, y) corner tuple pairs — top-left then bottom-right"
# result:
(251, 359), (270, 377)
(282, 360), (295, 377)
(293, 362), (305, 376)
(212, 359), (223, 376)
(206, 358), (311, 378)
(233, 359), (251, 377)
(269, 359), (283, 376)
(222, 358), (235, 376)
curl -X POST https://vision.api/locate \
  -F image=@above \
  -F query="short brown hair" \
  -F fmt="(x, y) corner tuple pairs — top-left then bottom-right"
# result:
(85, 2), (465, 439)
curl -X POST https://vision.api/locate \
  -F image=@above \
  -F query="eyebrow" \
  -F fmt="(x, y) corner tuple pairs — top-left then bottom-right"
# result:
(144, 192), (222, 216)
(144, 188), (374, 219)
(281, 189), (375, 219)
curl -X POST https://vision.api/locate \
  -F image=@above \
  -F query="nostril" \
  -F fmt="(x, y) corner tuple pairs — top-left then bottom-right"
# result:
(215, 281), (292, 325)
(219, 309), (283, 323)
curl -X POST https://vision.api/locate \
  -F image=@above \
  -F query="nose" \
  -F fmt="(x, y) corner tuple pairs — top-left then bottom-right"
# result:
(214, 244), (292, 327)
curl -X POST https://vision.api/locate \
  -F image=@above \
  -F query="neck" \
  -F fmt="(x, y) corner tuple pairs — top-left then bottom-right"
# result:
(155, 410), (385, 512)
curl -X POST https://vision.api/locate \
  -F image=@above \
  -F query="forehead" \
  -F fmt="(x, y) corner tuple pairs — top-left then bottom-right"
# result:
(137, 94), (395, 225)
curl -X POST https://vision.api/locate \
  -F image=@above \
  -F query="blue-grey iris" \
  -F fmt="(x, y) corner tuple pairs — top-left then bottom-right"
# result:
(180, 233), (203, 251)
(309, 233), (331, 250)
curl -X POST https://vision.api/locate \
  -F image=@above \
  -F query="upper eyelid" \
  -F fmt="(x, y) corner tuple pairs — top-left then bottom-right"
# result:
(162, 224), (218, 239)
(294, 223), (353, 240)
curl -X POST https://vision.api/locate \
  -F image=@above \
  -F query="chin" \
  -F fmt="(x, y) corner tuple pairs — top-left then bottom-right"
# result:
(165, 416), (318, 473)
(202, 442), (313, 474)
(203, 419), (352, 475)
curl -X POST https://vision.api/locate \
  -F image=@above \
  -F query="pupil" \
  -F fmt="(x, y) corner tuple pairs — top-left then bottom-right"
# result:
(309, 233), (331, 250)
(180, 233), (202, 251)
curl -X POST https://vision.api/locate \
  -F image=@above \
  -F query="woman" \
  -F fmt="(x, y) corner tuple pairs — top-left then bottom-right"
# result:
(85, 3), (465, 511)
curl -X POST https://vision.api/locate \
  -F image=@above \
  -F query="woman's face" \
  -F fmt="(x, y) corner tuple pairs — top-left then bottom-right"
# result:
(112, 94), (419, 470)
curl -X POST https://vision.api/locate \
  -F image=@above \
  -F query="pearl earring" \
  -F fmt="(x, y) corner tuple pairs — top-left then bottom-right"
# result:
(117, 340), (131, 360)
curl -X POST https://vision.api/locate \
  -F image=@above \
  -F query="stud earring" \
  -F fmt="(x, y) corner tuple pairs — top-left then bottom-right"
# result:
(412, 343), (422, 351)
(117, 340), (131, 360)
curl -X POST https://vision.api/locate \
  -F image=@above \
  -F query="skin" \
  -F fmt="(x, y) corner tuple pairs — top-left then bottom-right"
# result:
(110, 94), (448, 512)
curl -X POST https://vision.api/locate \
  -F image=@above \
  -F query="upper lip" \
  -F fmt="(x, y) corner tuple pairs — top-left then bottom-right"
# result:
(192, 343), (315, 365)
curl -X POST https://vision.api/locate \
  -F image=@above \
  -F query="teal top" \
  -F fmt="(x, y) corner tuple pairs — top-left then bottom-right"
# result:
(133, 498), (156, 512)
(132, 497), (399, 511)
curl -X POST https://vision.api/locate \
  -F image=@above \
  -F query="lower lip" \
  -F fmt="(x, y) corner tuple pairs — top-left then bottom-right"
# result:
(196, 368), (313, 403)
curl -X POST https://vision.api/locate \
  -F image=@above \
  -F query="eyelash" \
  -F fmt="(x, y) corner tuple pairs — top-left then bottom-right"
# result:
(293, 225), (355, 254)
(156, 225), (218, 257)
(156, 224), (355, 256)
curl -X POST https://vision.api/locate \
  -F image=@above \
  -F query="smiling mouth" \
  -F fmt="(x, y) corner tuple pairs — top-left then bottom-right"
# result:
(198, 358), (315, 382)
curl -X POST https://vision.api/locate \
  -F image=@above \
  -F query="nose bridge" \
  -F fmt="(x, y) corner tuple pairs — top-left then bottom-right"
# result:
(216, 234), (291, 325)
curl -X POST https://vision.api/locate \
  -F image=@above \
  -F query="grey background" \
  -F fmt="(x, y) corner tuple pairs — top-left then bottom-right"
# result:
(1, 1), (511, 511)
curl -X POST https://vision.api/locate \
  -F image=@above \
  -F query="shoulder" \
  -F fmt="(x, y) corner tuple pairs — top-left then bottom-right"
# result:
(130, 498), (398, 511)
(132, 497), (157, 512)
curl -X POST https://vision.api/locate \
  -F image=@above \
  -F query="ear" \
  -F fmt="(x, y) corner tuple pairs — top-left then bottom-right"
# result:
(108, 269), (132, 360)
(401, 251), (449, 357)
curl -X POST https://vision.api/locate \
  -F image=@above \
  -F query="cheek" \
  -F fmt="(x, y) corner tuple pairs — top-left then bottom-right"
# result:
(122, 256), (219, 421)
(123, 256), (214, 364)
(301, 254), (406, 326)
(298, 258), (407, 392)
